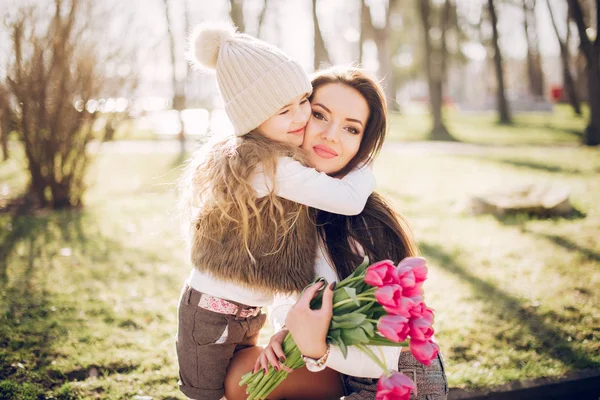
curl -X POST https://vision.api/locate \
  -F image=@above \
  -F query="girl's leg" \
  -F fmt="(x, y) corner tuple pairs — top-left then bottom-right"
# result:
(224, 346), (344, 400)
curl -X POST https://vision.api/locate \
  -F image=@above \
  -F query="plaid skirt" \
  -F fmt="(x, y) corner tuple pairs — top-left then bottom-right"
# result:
(341, 351), (448, 400)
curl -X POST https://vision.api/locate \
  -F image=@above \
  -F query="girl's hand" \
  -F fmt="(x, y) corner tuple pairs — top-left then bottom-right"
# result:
(253, 329), (294, 374)
(285, 281), (335, 359)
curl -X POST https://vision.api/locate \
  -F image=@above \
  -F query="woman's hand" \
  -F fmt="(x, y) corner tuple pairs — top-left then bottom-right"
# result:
(285, 281), (335, 359)
(253, 329), (294, 374)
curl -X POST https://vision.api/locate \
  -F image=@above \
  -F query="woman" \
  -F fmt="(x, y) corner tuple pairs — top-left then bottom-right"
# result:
(224, 66), (448, 400)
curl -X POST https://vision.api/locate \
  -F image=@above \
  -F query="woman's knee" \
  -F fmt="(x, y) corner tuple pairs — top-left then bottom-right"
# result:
(224, 346), (263, 400)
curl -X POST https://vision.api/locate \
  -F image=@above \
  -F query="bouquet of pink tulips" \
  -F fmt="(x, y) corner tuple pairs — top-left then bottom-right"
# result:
(240, 257), (439, 400)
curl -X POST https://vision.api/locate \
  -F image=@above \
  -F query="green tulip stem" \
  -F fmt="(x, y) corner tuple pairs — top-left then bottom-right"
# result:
(355, 343), (390, 374)
(335, 276), (364, 288)
(333, 294), (375, 309)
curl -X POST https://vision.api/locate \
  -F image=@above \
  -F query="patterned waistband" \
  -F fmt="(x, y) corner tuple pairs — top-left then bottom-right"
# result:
(198, 293), (261, 319)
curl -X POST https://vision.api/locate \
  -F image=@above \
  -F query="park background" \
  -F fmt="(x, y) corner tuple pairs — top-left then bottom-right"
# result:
(0, 0), (599, 399)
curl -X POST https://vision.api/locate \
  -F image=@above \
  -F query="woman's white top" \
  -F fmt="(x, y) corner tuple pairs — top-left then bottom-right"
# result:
(187, 157), (376, 307)
(268, 242), (401, 378)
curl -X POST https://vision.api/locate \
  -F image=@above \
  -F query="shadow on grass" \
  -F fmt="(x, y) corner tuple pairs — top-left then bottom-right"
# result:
(506, 120), (584, 138)
(494, 208), (587, 227)
(458, 154), (586, 175)
(421, 242), (599, 370)
(522, 229), (600, 263)
(0, 209), (143, 396)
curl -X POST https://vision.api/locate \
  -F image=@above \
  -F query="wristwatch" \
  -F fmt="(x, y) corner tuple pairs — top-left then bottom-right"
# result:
(302, 343), (331, 372)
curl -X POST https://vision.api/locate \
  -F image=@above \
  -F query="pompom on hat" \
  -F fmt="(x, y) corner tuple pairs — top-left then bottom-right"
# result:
(187, 21), (312, 136)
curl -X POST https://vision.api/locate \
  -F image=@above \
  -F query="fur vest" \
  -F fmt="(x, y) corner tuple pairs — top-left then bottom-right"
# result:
(189, 135), (317, 294)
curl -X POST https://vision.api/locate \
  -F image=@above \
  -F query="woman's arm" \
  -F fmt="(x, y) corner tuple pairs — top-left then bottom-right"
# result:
(250, 157), (375, 215)
(326, 345), (401, 378)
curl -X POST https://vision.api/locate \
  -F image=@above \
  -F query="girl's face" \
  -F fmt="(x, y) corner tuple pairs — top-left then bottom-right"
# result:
(256, 92), (311, 147)
(302, 83), (369, 175)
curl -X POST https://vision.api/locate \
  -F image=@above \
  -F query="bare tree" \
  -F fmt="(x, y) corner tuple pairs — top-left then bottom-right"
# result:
(362, 0), (400, 110)
(418, 0), (455, 140)
(257, 0), (270, 39)
(229, 0), (245, 32)
(568, 0), (600, 146)
(488, 0), (512, 124)
(312, 0), (331, 70)
(547, 0), (582, 115)
(0, 84), (10, 161)
(5, 0), (138, 209)
(163, 0), (186, 155)
(522, 0), (545, 98)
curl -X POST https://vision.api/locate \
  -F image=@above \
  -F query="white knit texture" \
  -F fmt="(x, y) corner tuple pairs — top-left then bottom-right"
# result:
(190, 23), (311, 136)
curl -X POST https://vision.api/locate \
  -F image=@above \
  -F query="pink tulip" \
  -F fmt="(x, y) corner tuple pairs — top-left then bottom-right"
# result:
(365, 260), (398, 287)
(397, 269), (416, 289)
(378, 315), (410, 342)
(376, 371), (417, 400)
(375, 285), (403, 309)
(402, 285), (423, 303)
(397, 257), (428, 285)
(376, 286), (416, 316)
(408, 317), (434, 341)
(409, 302), (434, 324)
(409, 339), (439, 366)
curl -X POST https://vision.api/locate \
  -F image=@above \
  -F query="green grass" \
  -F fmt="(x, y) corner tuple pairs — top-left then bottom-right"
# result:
(388, 104), (590, 144)
(1, 109), (599, 398)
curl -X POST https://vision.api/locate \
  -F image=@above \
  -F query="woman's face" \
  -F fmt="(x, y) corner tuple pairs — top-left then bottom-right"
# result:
(302, 83), (369, 175)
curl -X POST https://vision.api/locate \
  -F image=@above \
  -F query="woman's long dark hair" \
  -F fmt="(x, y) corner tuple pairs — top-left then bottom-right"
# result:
(310, 67), (418, 279)
(317, 193), (418, 280)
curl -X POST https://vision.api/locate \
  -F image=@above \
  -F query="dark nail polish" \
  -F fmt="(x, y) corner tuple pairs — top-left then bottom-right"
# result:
(330, 282), (336, 290)
(279, 356), (286, 363)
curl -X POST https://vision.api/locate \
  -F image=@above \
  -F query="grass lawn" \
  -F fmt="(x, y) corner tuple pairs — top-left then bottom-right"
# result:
(1, 108), (599, 399)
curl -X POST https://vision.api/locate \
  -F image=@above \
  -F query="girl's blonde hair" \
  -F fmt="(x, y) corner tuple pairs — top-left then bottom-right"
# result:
(180, 132), (307, 262)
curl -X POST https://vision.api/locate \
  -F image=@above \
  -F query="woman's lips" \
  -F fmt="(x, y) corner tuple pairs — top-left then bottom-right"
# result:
(288, 126), (305, 136)
(313, 144), (338, 159)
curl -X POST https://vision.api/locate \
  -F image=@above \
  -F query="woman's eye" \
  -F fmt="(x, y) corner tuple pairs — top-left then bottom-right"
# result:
(347, 126), (359, 134)
(312, 111), (325, 120)
(300, 98), (309, 105)
(279, 110), (289, 115)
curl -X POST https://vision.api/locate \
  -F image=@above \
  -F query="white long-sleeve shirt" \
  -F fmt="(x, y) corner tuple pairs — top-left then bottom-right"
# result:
(187, 157), (376, 307)
(268, 244), (401, 379)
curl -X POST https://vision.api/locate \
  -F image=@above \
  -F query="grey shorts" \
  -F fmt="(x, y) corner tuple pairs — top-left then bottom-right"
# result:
(176, 285), (267, 400)
(341, 350), (449, 400)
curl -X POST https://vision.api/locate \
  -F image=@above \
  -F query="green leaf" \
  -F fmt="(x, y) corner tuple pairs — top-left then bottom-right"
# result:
(355, 301), (375, 315)
(330, 313), (367, 330)
(343, 287), (359, 306)
(353, 256), (370, 276)
(338, 339), (348, 358)
(340, 327), (370, 345)
(360, 320), (375, 337)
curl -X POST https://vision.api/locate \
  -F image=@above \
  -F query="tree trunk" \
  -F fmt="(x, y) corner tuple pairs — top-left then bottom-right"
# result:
(547, 0), (582, 115)
(364, 0), (400, 111)
(418, 0), (454, 140)
(568, 0), (600, 145)
(229, 0), (245, 32)
(359, 0), (370, 64)
(488, 0), (512, 124)
(257, 0), (269, 39)
(312, 0), (330, 70)
(0, 109), (8, 161)
(523, 0), (545, 98)
(163, 0), (185, 155)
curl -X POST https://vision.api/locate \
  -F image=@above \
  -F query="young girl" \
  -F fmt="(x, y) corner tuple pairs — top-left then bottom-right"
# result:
(176, 23), (375, 400)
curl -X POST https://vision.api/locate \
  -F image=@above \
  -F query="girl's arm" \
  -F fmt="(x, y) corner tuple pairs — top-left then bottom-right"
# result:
(250, 157), (375, 216)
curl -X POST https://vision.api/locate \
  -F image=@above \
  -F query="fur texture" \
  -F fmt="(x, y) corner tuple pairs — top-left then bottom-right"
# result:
(188, 21), (236, 70)
(188, 135), (317, 294)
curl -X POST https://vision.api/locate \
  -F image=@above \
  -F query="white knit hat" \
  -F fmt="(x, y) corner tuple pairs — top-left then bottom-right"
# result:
(187, 22), (312, 136)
